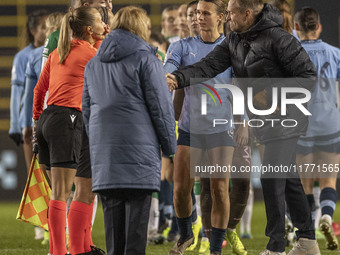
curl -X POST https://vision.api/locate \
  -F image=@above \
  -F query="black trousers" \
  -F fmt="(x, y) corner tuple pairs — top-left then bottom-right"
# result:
(99, 189), (152, 255)
(261, 138), (315, 252)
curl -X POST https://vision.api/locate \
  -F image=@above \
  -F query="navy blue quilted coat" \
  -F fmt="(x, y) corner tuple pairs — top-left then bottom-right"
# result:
(83, 29), (177, 192)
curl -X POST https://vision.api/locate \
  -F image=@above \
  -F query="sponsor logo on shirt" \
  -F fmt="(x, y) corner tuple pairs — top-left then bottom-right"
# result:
(189, 51), (198, 57)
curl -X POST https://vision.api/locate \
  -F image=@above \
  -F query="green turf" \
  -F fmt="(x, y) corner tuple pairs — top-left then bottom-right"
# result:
(0, 201), (339, 254)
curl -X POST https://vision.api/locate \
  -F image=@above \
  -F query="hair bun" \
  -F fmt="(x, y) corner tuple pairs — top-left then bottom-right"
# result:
(306, 21), (317, 30)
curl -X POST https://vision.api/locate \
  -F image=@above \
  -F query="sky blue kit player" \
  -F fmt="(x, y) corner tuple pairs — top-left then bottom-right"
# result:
(22, 46), (44, 129)
(9, 43), (35, 137)
(297, 39), (340, 152)
(164, 34), (235, 135)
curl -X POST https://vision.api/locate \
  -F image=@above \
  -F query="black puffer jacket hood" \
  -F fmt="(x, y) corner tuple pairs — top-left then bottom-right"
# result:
(242, 4), (283, 35)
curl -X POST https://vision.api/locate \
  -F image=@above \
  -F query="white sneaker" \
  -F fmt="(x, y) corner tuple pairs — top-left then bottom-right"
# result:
(259, 249), (286, 255)
(287, 238), (320, 255)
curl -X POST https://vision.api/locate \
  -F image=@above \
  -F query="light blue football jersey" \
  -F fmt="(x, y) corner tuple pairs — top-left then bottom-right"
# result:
(22, 46), (44, 128)
(9, 44), (34, 134)
(164, 35), (234, 134)
(300, 39), (340, 139)
(11, 44), (34, 87)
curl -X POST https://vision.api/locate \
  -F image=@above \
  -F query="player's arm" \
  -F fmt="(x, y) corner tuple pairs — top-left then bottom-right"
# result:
(33, 56), (51, 120)
(172, 38), (231, 89)
(9, 54), (26, 146)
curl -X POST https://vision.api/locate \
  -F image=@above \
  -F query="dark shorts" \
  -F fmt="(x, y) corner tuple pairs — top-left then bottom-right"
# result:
(76, 128), (92, 178)
(296, 143), (340, 155)
(177, 129), (236, 149)
(36, 105), (83, 169)
(297, 135), (340, 155)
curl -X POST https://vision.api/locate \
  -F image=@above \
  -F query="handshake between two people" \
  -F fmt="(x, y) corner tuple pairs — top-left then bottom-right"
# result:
(166, 73), (178, 92)
(165, 73), (277, 113)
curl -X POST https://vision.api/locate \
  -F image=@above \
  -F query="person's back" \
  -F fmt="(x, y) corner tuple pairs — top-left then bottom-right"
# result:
(82, 7), (176, 255)
(32, 7), (106, 255)
(301, 40), (340, 137)
(48, 41), (95, 105)
(84, 28), (175, 190)
(34, 40), (96, 119)
(295, 8), (340, 251)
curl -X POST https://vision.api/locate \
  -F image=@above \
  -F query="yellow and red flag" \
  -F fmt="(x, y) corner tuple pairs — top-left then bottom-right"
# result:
(16, 155), (51, 230)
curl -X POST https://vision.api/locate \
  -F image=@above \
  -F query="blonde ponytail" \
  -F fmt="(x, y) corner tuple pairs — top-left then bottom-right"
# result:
(57, 7), (97, 64)
(57, 13), (72, 64)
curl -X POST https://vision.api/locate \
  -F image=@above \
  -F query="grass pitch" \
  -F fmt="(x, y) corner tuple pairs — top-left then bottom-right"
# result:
(0, 201), (339, 254)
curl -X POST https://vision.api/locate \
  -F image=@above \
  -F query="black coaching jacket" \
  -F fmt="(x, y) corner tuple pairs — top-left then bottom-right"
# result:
(173, 4), (317, 143)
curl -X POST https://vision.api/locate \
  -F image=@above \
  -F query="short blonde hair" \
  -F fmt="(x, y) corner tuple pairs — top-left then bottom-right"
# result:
(46, 12), (64, 38)
(111, 6), (149, 41)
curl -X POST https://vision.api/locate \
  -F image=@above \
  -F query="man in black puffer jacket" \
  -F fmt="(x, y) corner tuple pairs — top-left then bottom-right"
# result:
(166, 0), (321, 254)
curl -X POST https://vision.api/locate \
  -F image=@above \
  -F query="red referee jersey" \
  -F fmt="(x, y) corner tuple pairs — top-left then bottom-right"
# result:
(33, 39), (98, 120)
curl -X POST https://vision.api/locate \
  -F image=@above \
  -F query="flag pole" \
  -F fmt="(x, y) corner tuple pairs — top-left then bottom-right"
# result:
(17, 154), (36, 217)
(35, 152), (51, 187)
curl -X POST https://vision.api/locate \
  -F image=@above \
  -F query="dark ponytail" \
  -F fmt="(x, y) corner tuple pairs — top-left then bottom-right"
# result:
(294, 7), (320, 33)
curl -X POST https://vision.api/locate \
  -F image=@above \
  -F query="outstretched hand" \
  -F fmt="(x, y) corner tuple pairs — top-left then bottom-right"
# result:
(166, 73), (178, 92)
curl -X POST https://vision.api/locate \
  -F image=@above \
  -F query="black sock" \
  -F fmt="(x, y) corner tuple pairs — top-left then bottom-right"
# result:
(306, 194), (316, 227)
(177, 216), (193, 243)
(169, 215), (179, 234)
(320, 187), (337, 217)
(210, 227), (227, 253)
(191, 189), (198, 222)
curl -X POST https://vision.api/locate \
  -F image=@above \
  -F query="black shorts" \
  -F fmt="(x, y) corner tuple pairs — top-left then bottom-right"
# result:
(36, 105), (83, 169)
(76, 128), (92, 178)
(177, 129), (236, 149)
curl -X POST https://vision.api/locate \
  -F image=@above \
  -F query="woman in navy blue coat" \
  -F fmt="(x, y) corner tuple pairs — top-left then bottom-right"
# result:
(82, 6), (177, 255)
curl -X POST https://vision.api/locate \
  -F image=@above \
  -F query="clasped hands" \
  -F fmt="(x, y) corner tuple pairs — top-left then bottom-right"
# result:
(166, 73), (178, 92)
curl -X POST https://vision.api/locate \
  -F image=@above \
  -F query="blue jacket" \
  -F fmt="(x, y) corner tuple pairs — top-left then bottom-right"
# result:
(83, 29), (177, 192)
